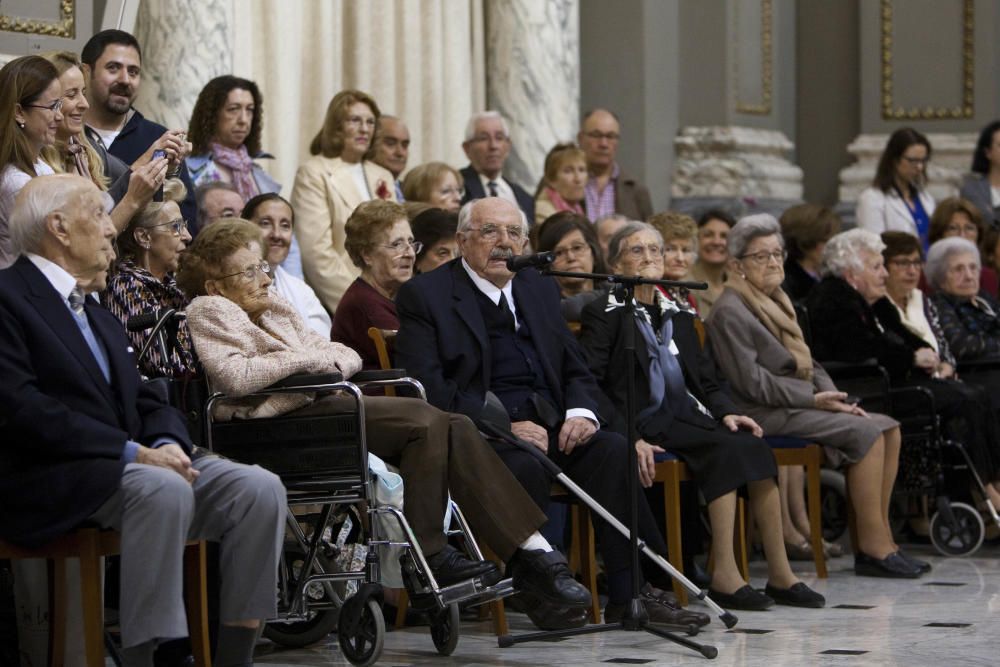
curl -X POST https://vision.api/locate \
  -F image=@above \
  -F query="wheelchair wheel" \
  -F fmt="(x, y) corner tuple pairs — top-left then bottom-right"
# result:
(430, 602), (460, 656)
(930, 502), (984, 557)
(338, 597), (385, 667)
(264, 542), (341, 647)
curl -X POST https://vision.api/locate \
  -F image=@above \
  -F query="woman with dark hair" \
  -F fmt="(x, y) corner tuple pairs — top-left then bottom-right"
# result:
(928, 196), (998, 296)
(688, 209), (735, 317)
(0, 56), (62, 268)
(779, 203), (842, 303)
(535, 211), (607, 320)
(242, 192), (331, 336)
(856, 127), (936, 249)
(959, 120), (1000, 226)
(291, 89), (398, 315)
(533, 143), (587, 225)
(411, 207), (459, 273)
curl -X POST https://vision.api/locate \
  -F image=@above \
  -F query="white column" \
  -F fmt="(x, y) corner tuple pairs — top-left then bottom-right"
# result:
(485, 0), (579, 191)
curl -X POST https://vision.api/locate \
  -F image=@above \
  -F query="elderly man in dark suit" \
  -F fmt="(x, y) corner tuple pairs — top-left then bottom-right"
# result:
(459, 111), (535, 223)
(395, 197), (708, 628)
(578, 109), (653, 223)
(0, 174), (286, 666)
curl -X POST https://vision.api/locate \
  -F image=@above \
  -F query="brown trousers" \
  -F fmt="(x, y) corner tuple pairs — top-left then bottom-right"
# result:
(296, 395), (545, 560)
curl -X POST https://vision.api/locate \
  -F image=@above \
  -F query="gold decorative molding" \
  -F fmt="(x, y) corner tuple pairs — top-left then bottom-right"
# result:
(0, 0), (76, 39)
(734, 0), (773, 116)
(880, 0), (973, 120)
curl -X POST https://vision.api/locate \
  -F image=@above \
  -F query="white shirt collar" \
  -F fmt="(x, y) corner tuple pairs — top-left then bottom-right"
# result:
(476, 172), (516, 202)
(461, 257), (518, 327)
(26, 253), (78, 301)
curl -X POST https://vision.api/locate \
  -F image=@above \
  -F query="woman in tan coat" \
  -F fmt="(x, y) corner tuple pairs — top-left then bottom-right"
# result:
(291, 90), (398, 314)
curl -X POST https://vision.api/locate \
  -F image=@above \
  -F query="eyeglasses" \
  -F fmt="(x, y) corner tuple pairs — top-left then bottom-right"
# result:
(438, 186), (465, 198)
(24, 98), (63, 113)
(467, 224), (524, 242)
(147, 218), (188, 236)
(553, 242), (591, 261)
(901, 156), (929, 166)
(381, 240), (423, 256)
(583, 130), (620, 142)
(888, 259), (923, 270)
(217, 260), (270, 283)
(345, 115), (376, 129)
(625, 243), (664, 258)
(468, 132), (509, 145)
(740, 249), (787, 265)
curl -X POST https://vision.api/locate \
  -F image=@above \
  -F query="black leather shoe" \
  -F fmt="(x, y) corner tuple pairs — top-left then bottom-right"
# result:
(426, 544), (501, 587)
(510, 591), (589, 630)
(708, 585), (775, 611)
(854, 551), (922, 579)
(896, 550), (932, 574)
(605, 583), (711, 627)
(764, 582), (825, 608)
(508, 549), (592, 607)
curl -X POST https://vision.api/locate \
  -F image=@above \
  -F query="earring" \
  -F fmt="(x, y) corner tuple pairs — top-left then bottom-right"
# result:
(16, 121), (24, 129)
(142, 243), (151, 249)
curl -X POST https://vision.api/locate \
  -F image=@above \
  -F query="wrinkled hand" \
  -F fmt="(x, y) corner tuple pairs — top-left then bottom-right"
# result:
(636, 438), (666, 488)
(558, 416), (596, 454)
(936, 362), (956, 379)
(814, 391), (867, 417)
(135, 443), (198, 483)
(914, 348), (939, 371)
(721, 414), (764, 438)
(511, 421), (549, 454)
(125, 157), (169, 204)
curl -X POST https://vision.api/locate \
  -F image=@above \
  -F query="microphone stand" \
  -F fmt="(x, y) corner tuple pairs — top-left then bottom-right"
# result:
(490, 266), (731, 660)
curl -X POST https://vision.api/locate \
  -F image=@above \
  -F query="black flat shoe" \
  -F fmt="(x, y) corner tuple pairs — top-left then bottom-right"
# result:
(509, 548), (593, 607)
(764, 582), (826, 608)
(708, 584), (774, 611)
(426, 544), (501, 587)
(896, 549), (932, 574)
(854, 551), (922, 579)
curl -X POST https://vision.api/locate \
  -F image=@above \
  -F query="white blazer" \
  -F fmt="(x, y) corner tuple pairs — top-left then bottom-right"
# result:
(855, 186), (936, 237)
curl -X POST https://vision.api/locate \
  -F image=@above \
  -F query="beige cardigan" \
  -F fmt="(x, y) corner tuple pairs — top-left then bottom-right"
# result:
(290, 155), (398, 314)
(186, 294), (362, 420)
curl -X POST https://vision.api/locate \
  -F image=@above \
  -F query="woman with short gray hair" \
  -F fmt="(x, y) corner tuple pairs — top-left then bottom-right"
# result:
(929, 236), (1000, 361)
(820, 228), (886, 279)
(925, 237), (979, 291)
(727, 213), (783, 260)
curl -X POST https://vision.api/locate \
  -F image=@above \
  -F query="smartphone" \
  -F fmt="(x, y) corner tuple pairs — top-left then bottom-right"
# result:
(845, 395), (862, 406)
(152, 149), (167, 161)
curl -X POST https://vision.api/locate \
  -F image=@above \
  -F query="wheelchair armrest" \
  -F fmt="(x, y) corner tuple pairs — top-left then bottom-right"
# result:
(820, 358), (884, 379)
(957, 356), (1000, 374)
(265, 372), (344, 390)
(351, 369), (406, 382)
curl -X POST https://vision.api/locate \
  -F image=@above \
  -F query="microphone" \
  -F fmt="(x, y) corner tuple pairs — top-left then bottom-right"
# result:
(126, 308), (185, 332)
(506, 251), (555, 272)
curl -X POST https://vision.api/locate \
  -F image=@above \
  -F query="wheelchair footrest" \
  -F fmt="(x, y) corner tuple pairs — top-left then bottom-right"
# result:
(407, 576), (515, 611)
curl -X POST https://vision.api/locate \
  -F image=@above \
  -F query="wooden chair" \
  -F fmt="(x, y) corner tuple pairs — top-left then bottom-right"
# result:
(764, 437), (828, 578)
(366, 327), (398, 397)
(0, 528), (211, 667)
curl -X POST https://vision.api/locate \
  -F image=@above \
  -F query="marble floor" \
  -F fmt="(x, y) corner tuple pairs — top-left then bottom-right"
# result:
(252, 543), (1000, 667)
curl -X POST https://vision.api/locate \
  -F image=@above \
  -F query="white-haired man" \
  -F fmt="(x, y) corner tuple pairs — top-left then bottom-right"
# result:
(0, 174), (286, 666)
(460, 111), (535, 222)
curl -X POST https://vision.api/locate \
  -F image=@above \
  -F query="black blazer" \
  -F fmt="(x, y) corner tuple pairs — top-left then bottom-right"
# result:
(0, 257), (191, 546)
(395, 260), (600, 423)
(579, 292), (738, 439)
(460, 165), (535, 224)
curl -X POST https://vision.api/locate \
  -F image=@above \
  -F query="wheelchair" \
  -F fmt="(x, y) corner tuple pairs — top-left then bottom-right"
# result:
(202, 369), (515, 665)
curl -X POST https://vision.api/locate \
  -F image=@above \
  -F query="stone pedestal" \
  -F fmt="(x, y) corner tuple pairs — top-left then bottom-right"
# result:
(485, 0), (579, 191)
(669, 126), (803, 218)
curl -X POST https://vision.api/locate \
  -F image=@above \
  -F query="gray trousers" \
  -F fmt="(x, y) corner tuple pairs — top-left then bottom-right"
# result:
(88, 455), (286, 648)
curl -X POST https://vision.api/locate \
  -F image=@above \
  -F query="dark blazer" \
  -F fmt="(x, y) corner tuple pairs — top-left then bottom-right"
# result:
(395, 259), (600, 422)
(579, 293), (736, 438)
(104, 108), (197, 223)
(806, 276), (930, 382)
(0, 257), (191, 546)
(781, 259), (820, 304)
(460, 165), (535, 224)
(613, 170), (653, 222)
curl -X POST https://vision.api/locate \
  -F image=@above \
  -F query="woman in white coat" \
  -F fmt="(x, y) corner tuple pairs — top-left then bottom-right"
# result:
(856, 127), (936, 251)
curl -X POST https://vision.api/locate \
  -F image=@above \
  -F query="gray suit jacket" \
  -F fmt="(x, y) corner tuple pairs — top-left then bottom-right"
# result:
(959, 174), (997, 225)
(614, 170), (653, 221)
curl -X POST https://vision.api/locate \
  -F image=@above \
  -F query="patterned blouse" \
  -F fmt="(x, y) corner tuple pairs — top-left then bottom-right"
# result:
(930, 290), (1000, 361)
(100, 259), (198, 378)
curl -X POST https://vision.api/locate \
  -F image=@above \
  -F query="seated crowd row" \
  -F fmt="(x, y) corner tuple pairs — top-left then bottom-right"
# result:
(3, 27), (1000, 660)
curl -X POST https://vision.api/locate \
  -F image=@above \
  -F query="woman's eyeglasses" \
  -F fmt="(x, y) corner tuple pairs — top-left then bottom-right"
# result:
(217, 261), (271, 282)
(147, 218), (189, 236)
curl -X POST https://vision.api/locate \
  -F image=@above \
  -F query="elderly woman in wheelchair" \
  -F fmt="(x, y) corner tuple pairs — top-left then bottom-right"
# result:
(176, 220), (591, 619)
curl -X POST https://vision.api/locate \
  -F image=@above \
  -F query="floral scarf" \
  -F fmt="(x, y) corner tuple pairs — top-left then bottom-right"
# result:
(209, 141), (258, 200)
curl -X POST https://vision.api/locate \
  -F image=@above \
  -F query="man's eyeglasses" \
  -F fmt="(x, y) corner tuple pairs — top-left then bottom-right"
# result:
(381, 240), (423, 256)
(24, 98), (63, 113)
(583, 130), (620, 142)
(217, 260), (270, 283)
(468, 224), (524, 243)
(468, 132), (509, 145)
(740, 249), (787, 265)
(147, 218), (188, 236)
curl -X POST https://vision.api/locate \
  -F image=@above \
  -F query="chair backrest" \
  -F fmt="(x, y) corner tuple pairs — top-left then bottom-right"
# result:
(367, 327), (398, 397)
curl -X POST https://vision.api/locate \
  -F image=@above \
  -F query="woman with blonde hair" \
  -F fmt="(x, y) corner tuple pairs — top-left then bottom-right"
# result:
(534, 143), (587, 225)
(402, 162), (464, 212)
(291, 89), (398, 315)
(648, 211), (700, 313)
(39, 50), (165, 234)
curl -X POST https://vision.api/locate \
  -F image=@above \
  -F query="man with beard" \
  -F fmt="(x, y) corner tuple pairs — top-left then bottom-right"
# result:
(80, 30), (197, 222)
(395, 197), (710, 630)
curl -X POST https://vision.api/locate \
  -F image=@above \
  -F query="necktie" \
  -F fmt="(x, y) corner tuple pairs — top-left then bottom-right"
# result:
(498, 291), (516, 331)
(488, 180), (499, 197)
(68, 286), (86, 315)
(67, 287), (111, 383)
